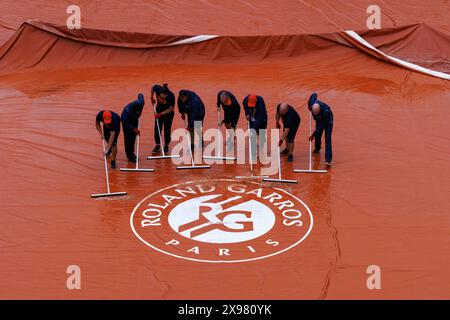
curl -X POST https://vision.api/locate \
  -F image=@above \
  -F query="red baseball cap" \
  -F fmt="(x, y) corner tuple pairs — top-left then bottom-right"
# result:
(103, 110), (112, 124)
(247, 95), (257, 107)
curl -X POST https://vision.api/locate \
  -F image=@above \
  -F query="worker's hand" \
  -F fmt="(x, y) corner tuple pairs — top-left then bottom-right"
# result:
(151, 97), (156, 105)
(279, 139), (284, 147)
(181, 113), (186, 120)
(276, 122), (281, 129)
(104, 148), (110, 156)
(155, 113), (162, 119)
(133, 128), (141, 136)
(309, 134), (315, 142)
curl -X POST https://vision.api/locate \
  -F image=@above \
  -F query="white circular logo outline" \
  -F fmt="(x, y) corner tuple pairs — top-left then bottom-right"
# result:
(130, 179), (314, 263)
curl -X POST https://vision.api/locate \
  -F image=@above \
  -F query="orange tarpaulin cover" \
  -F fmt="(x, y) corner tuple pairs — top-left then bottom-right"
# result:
(0, 1), (449, 299)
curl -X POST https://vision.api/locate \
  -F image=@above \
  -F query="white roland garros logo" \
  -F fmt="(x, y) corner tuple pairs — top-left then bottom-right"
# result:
(130, 179), (313, 263)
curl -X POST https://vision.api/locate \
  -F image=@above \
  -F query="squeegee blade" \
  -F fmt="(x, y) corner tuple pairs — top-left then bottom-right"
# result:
(176, 165), (211, 170)
(147, 155), (181, 160)
(263, 178), (298, 184)
(293, 169), (327, 173)
(120, 168), (155, 172)
(202, 156), (237, 161)
(91, 192), (128, 198)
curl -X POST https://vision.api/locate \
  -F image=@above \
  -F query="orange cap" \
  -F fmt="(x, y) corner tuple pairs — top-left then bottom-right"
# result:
(103, 110), (112, 124)
(247, 95), (257, 107)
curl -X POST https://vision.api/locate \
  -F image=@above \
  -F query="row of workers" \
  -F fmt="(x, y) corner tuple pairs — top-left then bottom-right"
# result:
(95, 84), (334, 168)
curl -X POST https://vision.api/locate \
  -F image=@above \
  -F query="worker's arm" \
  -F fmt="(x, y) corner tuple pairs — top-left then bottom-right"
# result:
(96, 122), (104, 139)
(150, 85), (156, 105)
(281, 128), (290, 141)
(216, 91), (222, 111)
(104, 131), (115, 154)
(310, 119), (322, 141)
(187, 101), (201, 129)
(275, 111), (281, 129)
(157, 93), (175, 117)
(254, 103), (264, 129)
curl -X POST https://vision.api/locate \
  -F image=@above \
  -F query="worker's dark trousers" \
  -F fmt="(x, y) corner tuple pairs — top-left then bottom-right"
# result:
(249, 121), (267, 160)
(123, 128), (136, 159)
(154, 113), (174, 146)
(315, 124), (333, 162)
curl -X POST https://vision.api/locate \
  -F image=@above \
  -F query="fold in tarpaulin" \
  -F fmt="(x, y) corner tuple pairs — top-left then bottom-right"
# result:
(342, 28), (450, 80)
(0, 20), (448, 78)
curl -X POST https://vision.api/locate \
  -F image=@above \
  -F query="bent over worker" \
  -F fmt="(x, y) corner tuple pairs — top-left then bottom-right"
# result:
(276, 103), (301, 163)
(217, 90), (241, 150)
(95, 110), (121, 169)
(308, 92), (334, 166)
(121, 93), (145, 163)
(243, 94), (268, 160)
(178, 90), (205, 151)
(150, 84), (175, 154)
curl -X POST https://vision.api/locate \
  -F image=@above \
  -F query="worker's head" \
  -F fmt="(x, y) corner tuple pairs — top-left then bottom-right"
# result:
(312, 103), (321, 115)
(220, 92), (231, 106)
(159, 84), (169, 99)
(278, 103), (289, 115)
(103, 110), (112, 126)
(247, 95), (257, 108)
(179, 90), (189, 103)
(308, 92), (318, 110)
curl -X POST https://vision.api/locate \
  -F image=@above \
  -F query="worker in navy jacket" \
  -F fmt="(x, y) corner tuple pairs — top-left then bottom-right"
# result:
(178, 90), (205, 150)
(121, 93), (145, 163)
(308, 93), (334, 166)
(217, 90), (241, 150)
(243, 94), (268, 159)
(243, 94), (268, 133)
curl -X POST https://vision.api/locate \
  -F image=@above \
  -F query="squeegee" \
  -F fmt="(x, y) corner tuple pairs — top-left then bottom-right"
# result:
(177, 120), (211, 170)
(294, 113), (327, 174)
(120, 124), (155, 172)
(263, 130), (298, 184)
(91, 139), (127, 198)
(235, 121), (268, 180)
(203, 108), (236, 161)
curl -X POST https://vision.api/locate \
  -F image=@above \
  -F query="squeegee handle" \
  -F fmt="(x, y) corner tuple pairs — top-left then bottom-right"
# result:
(102, 139), (111, 194)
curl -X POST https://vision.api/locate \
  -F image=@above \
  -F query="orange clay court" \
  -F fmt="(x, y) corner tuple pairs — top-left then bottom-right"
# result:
(0, 1), (449, 300)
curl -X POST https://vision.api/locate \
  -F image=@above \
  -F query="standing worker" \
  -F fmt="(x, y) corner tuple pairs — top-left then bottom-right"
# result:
(121, 93), (145, 163)
(217, 90), (240, 149)
(178, 90), (205, 151)
(243, 94), (268, 158)
(276, 103), (301, 163)
(150, 84), (175, 154)
(95, 110), (121, 169)
(308, 93), (334, 167)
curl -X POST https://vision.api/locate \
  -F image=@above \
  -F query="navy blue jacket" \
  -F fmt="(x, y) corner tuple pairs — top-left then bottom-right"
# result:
(178, 90), (205, 128)
(121, 94), (145, 131)
(312, 101), (333, 133)
(243, 95), (268, 130)
(96, 111), (121, 132)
